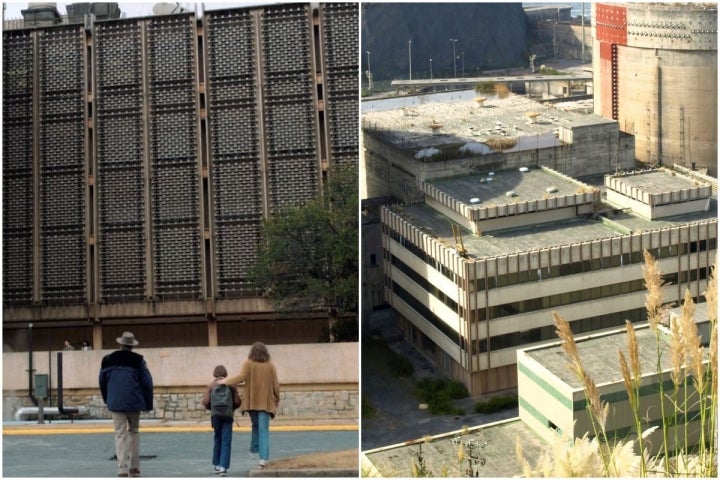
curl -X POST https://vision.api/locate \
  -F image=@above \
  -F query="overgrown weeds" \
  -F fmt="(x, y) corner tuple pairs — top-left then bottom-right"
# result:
(415, 378), (468, 415)
(474, 394), (518, 414)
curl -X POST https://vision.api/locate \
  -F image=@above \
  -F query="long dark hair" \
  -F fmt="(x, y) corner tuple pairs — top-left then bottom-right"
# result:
(248, 342), (270, 362)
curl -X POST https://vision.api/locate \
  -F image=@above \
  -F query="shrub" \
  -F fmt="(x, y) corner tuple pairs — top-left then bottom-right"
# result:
(415, 378), (468, 415)
(475, 81), (495, 94)
(362, 397), (377, 419)
(473, 394), (517, 414)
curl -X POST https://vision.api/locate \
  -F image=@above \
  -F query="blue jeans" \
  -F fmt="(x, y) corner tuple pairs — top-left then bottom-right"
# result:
(211, 416), (233, 469)
(248, 411), (271, 461)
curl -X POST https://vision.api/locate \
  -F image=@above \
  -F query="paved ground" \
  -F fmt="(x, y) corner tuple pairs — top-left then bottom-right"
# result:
(361, 310), (517, 451)
(2, 420), (358, 478)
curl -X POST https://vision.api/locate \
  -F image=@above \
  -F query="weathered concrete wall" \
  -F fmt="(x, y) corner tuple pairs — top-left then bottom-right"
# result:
(363, 119), (635, 202)
(592, 2), (717, 175)
(3, 343), (358, 421)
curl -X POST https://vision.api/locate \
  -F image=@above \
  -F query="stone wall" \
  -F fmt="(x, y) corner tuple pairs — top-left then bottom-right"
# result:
(5, 388), (359, 422)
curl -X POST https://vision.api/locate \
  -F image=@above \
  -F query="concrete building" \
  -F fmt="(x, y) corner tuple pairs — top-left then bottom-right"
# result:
(373, 155), (716, 396)
(518, 305), (711, 457)
(362, 92), (636, 202)
(3, 3), (358, 351)
(592, 2), (718, 175)
(362, 307), (713, 476)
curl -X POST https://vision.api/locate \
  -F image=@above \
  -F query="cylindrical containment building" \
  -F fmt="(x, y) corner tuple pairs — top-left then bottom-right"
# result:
(592, 3), (717, 176)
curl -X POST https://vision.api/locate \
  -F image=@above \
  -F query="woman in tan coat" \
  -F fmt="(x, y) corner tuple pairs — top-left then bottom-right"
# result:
(220, 342), (280, 468)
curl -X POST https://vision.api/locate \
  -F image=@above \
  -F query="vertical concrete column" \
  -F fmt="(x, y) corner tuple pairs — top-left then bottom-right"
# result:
(32, 31), (41, 305)
(195, 14), (216, 333)
(140, 21), (155, 301)
(85, 17), (100, 324)
(251, 9), (270, 220)
(312, 6), (328, 176)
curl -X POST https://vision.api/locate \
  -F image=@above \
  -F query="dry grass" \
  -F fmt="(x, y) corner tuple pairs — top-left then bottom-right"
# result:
(265, 448), (357, 470)
(485, 137), (517, 151)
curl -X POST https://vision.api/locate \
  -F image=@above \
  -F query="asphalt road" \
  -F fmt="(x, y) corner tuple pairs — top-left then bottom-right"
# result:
(3, 426), (357, 477)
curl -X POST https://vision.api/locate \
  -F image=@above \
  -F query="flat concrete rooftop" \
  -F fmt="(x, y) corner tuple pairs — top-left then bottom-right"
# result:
(609, 169), (712, 194)
(392, 165), (717, 260)
(524, 324), (675, 389)
(362, 418), (546, 478)
(429, 167), (585, 207)
(399, 202), (618, 258)
(362, 93), (613, 151)
(397, 197), (717, 260)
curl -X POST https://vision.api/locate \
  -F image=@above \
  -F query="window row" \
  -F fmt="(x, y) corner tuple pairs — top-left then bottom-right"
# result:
(384, 225), (716, 293)
(474, 307), (647, 353)
(384, 227), (457, 283)
(390, 254), (458, 312)
(390, 280), (461, 348)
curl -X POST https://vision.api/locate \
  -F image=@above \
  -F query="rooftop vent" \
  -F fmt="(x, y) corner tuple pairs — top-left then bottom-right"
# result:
(153, 2), (187, 15)
(21, 3), (61, 27)
(525, 112), (540, 124)
(429, 120), (443, 135)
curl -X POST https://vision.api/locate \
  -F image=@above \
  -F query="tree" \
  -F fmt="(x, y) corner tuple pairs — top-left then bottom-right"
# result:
(251, 164), (358, 342)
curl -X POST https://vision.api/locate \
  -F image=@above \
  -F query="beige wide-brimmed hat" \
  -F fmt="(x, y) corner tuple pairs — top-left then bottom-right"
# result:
(116, 331), (139, 346)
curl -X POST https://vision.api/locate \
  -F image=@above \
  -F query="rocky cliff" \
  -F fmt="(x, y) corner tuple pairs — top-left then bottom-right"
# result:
(361, 3), (528, 81)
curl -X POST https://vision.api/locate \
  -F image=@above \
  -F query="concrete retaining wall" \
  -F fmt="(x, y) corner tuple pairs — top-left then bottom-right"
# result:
(3, 343), (358, 421)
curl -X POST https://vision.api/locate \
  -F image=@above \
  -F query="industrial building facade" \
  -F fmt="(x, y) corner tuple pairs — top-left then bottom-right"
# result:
(380, 166), (716, 397)
(592, 2), (717, 175)
(3, 3), (359, 351)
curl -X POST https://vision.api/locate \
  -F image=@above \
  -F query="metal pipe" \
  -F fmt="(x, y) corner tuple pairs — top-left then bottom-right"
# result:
(27, 323), (38, 407)
(15, 406), (89, 422)
(56, 352), (79, 415)
(47, 329), (52, 406)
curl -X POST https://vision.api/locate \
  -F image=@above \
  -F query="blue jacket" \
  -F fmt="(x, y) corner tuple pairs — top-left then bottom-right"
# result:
(99, 349), (154, 412)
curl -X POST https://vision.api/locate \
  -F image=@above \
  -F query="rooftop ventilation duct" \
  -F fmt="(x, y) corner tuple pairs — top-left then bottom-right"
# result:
(21, 3), (61, 27)
(153, 3), (187, 15)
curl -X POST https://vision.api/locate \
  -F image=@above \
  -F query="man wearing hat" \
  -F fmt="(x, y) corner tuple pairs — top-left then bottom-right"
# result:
(99, 332), (154, 477)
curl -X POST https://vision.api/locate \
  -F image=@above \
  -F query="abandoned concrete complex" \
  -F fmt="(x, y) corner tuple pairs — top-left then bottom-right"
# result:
(360, 1), (717, 399)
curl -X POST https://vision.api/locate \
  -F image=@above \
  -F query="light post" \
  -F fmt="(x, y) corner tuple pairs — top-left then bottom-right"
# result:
(450, 38), (457, 77)
(429, 58), (433, 79)
(408, 40), (412, 80)
(366, 50), (373, 91)
(461, 50), (465, 77)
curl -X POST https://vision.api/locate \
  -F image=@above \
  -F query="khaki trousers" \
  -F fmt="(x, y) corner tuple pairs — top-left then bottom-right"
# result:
(111, 411), (141, 475)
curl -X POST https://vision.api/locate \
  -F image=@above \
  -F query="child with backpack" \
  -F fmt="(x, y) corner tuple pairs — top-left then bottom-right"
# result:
(202, 365), (241, 476)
